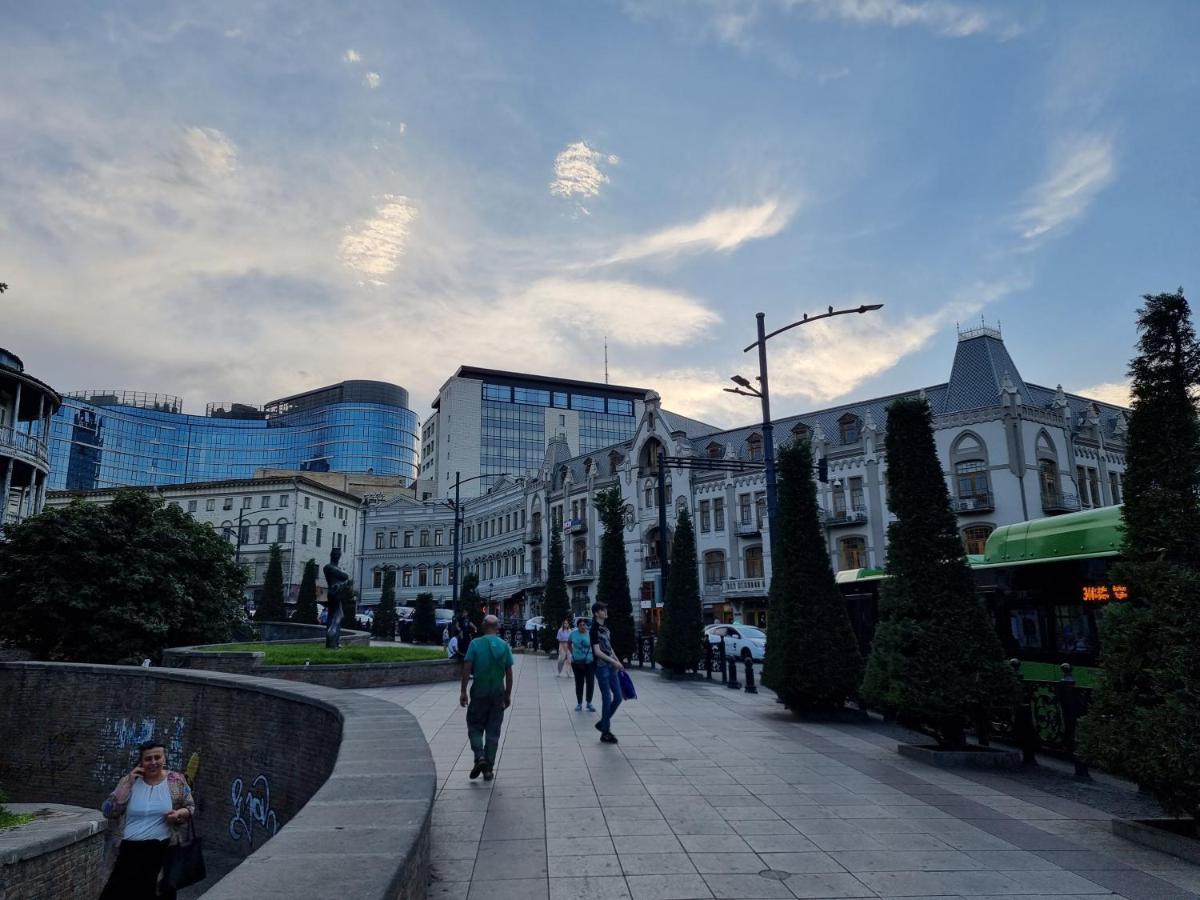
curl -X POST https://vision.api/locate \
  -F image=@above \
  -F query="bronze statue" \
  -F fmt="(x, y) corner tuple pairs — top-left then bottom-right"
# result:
(322, 547), (350, 649)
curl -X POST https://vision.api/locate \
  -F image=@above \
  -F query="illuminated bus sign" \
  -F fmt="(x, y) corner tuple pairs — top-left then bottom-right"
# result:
(1082, 584), (1128, 603)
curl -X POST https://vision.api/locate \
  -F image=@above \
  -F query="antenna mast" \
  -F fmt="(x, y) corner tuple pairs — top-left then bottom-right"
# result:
(604, 336), (609, 384)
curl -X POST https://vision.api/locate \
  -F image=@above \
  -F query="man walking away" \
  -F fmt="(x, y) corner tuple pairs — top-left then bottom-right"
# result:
(460, 615), (514, 780)
(590, 602), (624, 744)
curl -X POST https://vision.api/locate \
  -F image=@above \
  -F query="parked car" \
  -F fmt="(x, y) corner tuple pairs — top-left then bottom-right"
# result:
(524, 615), (545, 633)
(395, 606), (415, 622)
(705, 624), (767, 661)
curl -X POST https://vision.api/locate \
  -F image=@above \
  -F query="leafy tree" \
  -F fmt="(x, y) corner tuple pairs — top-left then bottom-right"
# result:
(456, 571), (484, 631)
(1080, 290), (1200, 818)
(595, 487), (635, 661)
(541, 530), (570, 652)
(412, 592), (438, 643)
(255, 544), (287, 621)
(655, 507), (703, 674)
(372, 569), (398, 640)
(0, 491), (246, 664)
(762, 440), (863, 712)
(293, 559), (320, 624)
(861, 397), (1015, 747)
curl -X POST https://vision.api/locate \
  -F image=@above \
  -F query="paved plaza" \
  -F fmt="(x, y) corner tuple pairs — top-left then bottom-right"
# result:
(360, 656), (1200, 900)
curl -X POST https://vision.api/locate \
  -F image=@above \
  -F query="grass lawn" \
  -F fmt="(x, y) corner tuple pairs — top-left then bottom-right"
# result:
(203, 643), (447, 665)
(0, 811), (34, 829)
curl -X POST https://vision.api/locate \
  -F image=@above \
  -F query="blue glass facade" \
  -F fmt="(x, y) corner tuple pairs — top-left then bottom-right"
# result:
(47, 380), (418, 490)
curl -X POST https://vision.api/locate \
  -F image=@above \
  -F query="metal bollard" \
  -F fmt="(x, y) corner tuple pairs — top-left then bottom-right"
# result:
(743, 657), (757, 694)
(705, 643), (714, 681)
(719, 639), (728, 685)
(727, 655), (741, 690)
(637, 636), (644, 668)
(648, 635), (656, 671)
(1010, 659), (1037, 767)
(1060, 663), (1091, 780)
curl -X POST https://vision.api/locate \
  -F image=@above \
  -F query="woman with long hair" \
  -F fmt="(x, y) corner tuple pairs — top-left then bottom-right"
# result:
(556, 618), (572, 676)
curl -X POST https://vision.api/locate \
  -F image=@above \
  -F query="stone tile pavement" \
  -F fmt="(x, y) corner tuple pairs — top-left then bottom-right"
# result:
(358, 655), (1200, 900)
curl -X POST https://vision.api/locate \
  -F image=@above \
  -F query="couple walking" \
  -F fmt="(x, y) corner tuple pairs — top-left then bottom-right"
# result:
(459, 603), (626, 779)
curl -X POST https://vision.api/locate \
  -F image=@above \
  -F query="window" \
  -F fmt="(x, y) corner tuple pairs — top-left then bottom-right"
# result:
(435, 529), (443, 546)
(187, 500), (197, 513)
(466, 525), (472, 543)
(420, 530), (429, 547)
(402, 569), (413, 588)
(849, 477), (864, 511)
(559, 415), (566, 427)
(1055, 605), (1094, 652)
(1077, 466), (1091, 506)
(706, 441), (723, 460)
(738, 494), (752, 525)
(242, 497), (252, 509)
(239, 523), (250, 545)
(839, 537), (866, 570)
(755, 492), (766, 528)
(316, 527), (322, 547)
(962, 524), (993, 556)
(433, 567), (442, 586)
(277, 522), (287, 542)
(261, 495), (270, 508)
(700, 500), (711, 533)
(839, 413), (861, 444)
(389, 531), (398, 548)
(665, 481), (673, 505)
(791, 422), (810, 442)
(224, 497), (233, 510)
(418, 567), (428, 587)
(318, 501), (324, 517)
(744, 546), (764, 578)
(205, 498), (215, 511)
(1039, 459), (1059, 501)
(704, 551), (725, 585)
(644, 483), (654, 508)
(956, 460), (989, 499)
(832, 482), (847, 516)
(1109, 472), (1122, 504)
(404, 531), (413, 548)
(1088, 468), (1101, 507)
(747, 433), (763, 462)
(304, 496), (311, 509)
(375, 531), (385, 550)
(301, 524), (308, 544)
(373, 571), (383, 589)
(1010, 609), (1045, 650)
(280, 495), (289, 507)
(257, 523), (268, 544)
(714, 497), (725, 532)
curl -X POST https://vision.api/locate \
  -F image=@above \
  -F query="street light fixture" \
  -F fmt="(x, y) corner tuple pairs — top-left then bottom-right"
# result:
(441, 471), (511, 613)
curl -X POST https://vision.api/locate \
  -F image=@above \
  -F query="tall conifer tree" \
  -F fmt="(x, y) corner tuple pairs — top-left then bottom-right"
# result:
(595, 487), (635, 661)
(762, 440), (863, 712)
(293, 559), (320, 624)
(541, 530), (570, 651)
(457, 571), (485, 630)
(861, 397), (1015, 747)
(656, 507), (703, 674)
(1080, 290), (1200, 818)
(372, 568), (397, 640)
(412, 592), (438, 643)
(255, 544), (287, 621)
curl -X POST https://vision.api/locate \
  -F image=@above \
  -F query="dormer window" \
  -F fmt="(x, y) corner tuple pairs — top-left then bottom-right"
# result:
(839, 413), (861, 444)
(608, 450), (622, 475)
(791, 422), (810, 443)
(706, 441), (723, 459)
(747, 433), (763, 462)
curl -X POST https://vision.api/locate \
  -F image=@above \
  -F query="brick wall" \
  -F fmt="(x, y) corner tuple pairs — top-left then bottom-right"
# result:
(260, 658), (461, 688)
(1, 805), (107, 900)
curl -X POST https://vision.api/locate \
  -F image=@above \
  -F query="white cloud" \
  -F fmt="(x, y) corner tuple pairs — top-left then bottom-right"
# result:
(1073, 382), (1131, 408)
(179, 126), (237, 178)
(344, 48), (361, 63)
(792, 0), (1017, 39)
(1018, 135), (1115, 241)
(339, 195), (418, 276)
(600, 200), (794, 265)
(364, 71), (381, 89)
(550, 141), (618, 207)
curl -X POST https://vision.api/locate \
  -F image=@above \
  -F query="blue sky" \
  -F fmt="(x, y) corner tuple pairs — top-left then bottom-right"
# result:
(3, 1), (1197, 427)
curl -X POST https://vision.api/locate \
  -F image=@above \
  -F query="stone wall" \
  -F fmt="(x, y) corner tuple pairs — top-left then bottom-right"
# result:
(0, 804), (107, 900)
(0, 663), (435, 899)
(260, 657), (460, 689)
(257, 621), (371, 645)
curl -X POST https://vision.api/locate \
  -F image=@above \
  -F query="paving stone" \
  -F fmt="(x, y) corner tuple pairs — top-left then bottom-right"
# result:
(550, 855), (626, 878)
(618, 852), (698, 875)
(625, 873), (714, 900)
(549, 876), (634, 900)
(688, 852), (769, 874)
(701, 872), (796, 898)
(782, 872), (877, 899)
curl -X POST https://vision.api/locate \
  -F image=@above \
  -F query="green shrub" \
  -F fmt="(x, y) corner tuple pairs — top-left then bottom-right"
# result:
(655, 507), (703, 674)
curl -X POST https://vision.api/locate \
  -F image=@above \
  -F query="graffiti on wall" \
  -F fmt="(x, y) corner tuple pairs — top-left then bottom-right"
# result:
(229, 773), (281, 848)
(92, 715), (187, 787)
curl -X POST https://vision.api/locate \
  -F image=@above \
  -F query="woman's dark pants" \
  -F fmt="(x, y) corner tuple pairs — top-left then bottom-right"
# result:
(100, 838), (174, 900)
(572, 661), (595, 704)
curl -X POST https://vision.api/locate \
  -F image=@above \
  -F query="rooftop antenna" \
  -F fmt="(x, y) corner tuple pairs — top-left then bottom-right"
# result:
(604, 336), (609, 384)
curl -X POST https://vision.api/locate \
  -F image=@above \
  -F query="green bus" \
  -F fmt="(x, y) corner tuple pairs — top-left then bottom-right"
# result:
(837, 504), (1124, 688)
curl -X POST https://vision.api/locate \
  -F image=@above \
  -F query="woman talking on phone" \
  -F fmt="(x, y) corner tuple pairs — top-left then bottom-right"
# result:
(100, 739), (196, 900)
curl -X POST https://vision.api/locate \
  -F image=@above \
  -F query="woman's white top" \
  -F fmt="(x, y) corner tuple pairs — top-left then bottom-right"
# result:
(557, 628), (571, 642)
(123, 778), (172, 841)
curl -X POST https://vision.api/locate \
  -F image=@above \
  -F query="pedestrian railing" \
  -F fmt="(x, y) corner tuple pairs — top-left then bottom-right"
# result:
(984, 660), (1092, 778)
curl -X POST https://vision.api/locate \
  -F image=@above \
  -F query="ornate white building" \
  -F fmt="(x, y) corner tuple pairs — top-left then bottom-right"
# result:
(361, 326), (1129, 627)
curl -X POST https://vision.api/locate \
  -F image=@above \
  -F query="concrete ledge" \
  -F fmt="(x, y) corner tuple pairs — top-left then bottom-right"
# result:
(0, 803), (107, 865)
(897, 743), (1023, 770)
(1112, 818), (1200, 865)
(261, 657), (461, 689)
(0, 803), (107, 900)
(0, 662), (435, 900)
(257, 621), (372, 646)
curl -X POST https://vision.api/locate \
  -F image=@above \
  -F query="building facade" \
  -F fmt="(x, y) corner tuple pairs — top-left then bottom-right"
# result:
(48, 380), (419, 492)
(47, 476), (361, 606)
(364, 327), (1130, 630)
(0, 348), (62, 526)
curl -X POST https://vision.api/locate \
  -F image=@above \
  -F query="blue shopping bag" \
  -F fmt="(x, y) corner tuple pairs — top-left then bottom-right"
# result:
(617, 669), (637, 700)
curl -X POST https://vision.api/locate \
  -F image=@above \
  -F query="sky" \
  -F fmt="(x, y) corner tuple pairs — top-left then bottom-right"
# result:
(3, 1), (1198, 429)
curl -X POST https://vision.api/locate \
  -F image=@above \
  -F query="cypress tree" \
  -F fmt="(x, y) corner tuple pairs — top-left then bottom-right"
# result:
(457, 571), (485, 631)
(341, 581), (359, 633)
(412, 592), (437, 644)
(1079, 290), (1200, 818)
(255, 544), (287, 621)
(293, 559), (320, 624)
(655, 507), (703, 674)
(762, 440), (863, 712)
(541, 530), (570, 652)
(861, 397), (1015, 748)
(595, 487), (635, 661)
(372, 568), (397, 640)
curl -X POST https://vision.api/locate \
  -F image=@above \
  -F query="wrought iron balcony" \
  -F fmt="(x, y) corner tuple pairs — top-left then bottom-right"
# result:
(953, 491), (995, 513)
(0, 426), (49, 466)
(722, 577), (767, 597)
(821, 508), (868, 528)
(523, 528), (542, 544)
(736, 519), (761, 537)
(1041, 491), (1081, 514)
(567, 560), (595, 581)
(566, 517), (587, 534)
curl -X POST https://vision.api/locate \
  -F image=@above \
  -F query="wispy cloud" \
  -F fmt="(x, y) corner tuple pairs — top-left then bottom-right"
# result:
(1018, 134), (1115, 241)
(1073, 381), (1131, 408)
(550, 141), (619, 212)
(339, 195), (418, 277)
(793, 0), (1020, 39)
(599, 200), (795, 266)
(364, 71), (381, 89)
(344, 48), (361, 63)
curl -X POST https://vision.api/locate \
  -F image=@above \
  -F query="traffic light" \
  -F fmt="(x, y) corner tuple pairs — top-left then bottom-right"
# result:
(817, 457), (829, 483)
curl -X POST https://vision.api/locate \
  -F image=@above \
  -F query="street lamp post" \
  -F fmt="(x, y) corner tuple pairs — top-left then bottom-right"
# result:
(445, 471), (511, 612)
(727, 304), (884, 561)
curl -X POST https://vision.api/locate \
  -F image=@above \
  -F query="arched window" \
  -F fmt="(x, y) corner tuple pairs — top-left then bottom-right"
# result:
(744, 546), (764, 578)
(418, 565), (428, 587)
(839, 537), (867, 570)
(665, 479), (673, 505)
(645, 527), (670, 569)
(402, 567), (413, 588)
(644, 480), (655, 509)
(276, 519), (288, 542)
(747, 433), (763, 462)
(839, 414), (861, 445)
(1037, 431), (1061, 505)
(257, 520), (269, 544)
(373, 569), (384, 589)
(962, 525), (994, 556)
(951, 433), (990, 502)
(420, 529), (430, 547)
(573, 538), (587, 570)
(704, 550), (726, 585)
(640, 438), (664, 473)
(433, 566), (443, 586)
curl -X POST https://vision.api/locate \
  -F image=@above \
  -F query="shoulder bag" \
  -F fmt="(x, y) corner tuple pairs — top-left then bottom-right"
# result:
(161, 817), (207, 891)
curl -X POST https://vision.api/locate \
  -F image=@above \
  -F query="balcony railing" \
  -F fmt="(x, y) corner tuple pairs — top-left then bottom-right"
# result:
(0, 426), (49, 466)
(722, 577), (767, 597)
(1041, 491), (1081, 514)
(523, 528), (542, 545)
(953, 491), (995, 513)
(567, 560), (595, 581)
(736, 520), (761, 537)
(565, 517), (587, 534)
(821, 508), (868, 528)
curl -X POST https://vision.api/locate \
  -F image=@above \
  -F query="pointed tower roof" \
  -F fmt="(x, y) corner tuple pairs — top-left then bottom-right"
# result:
(939, 323), (1029, 414)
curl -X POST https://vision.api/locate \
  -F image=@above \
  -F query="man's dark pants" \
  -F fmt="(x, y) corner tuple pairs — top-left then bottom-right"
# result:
(466, 689), (506, 765)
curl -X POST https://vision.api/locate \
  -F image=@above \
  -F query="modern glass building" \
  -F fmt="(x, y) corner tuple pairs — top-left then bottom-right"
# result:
(47, 380), (419, 491)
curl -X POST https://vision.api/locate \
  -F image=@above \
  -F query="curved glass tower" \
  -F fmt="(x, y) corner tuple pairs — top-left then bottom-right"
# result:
(47, 380), (418, 491)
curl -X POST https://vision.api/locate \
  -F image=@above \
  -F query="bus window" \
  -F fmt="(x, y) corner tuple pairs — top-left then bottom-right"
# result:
(1054, 605), (1094, 653)
(1009, 609), (1043, 649)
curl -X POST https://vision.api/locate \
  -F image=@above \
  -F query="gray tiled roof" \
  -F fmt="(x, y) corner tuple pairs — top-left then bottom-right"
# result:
(938, 332), (1028, 415)
(661, 408), (722, 439)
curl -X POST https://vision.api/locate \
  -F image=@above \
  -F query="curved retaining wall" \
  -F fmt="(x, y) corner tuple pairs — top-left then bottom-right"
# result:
(0, 803), (107, 899)
(0, 662), (435, 899)
(257, 621), (372, 645)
